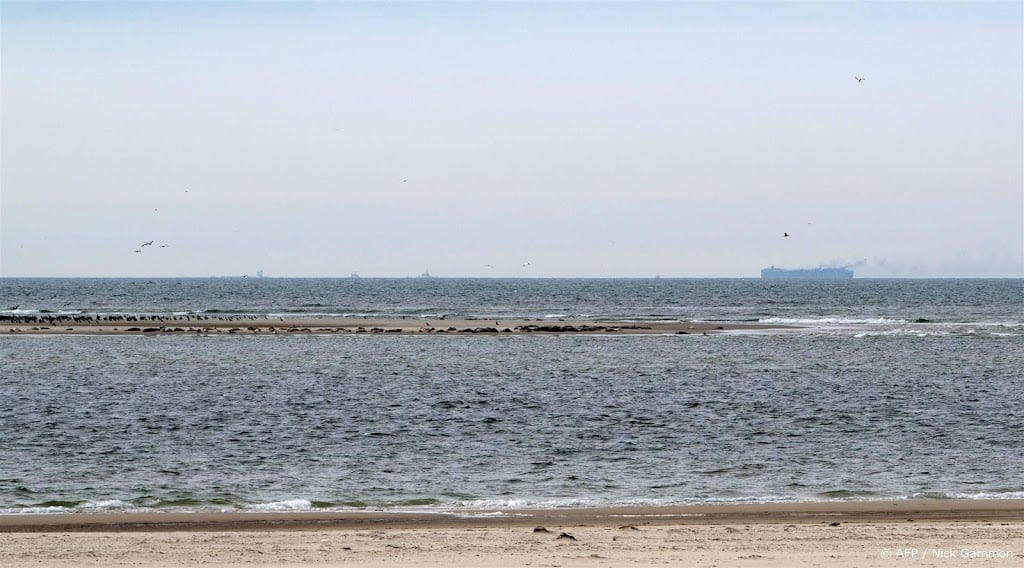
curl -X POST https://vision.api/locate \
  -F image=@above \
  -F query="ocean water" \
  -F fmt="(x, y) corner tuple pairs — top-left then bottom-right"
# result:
(1, 278), (1021, 514)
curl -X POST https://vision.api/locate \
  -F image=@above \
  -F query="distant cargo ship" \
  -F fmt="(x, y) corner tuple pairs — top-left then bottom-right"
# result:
(761, 266), (854, 279)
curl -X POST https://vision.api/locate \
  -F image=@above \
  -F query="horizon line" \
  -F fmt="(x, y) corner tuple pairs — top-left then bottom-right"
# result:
(1, 275), (1022, 280)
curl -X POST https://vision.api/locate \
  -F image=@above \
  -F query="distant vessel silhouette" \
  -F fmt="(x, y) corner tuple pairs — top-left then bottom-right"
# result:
(761, 266), (853, 279)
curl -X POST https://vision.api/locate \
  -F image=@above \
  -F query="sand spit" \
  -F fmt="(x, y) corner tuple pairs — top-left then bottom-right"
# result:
(1, 315), (791, 336)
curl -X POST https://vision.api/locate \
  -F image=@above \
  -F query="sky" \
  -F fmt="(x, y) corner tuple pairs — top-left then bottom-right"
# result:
(1, 1), (1021, 278)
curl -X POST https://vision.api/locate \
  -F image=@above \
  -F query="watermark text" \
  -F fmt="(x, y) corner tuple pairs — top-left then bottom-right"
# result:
(880, 547), (1015, 560)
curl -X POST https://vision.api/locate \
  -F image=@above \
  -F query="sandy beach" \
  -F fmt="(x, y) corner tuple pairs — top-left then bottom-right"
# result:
(1, 501), (1020, 567)
(1, 315), (791, 336)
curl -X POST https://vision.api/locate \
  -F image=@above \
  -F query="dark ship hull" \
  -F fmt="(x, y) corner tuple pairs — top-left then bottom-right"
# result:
(761, 266), (853, 279)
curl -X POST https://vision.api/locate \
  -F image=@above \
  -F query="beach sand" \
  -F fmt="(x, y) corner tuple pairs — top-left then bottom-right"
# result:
(1, 316), (789, 336)
(1, 501), (1020, 567)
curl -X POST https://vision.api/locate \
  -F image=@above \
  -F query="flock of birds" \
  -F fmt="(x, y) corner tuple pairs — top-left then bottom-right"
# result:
(133, 240), (169, 254)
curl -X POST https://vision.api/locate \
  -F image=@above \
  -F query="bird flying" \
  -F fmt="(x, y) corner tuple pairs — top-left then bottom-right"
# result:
(855, 76), (865, 83)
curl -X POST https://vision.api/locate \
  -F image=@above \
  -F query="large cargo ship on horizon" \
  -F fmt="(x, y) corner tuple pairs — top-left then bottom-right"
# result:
(761, 266), (854, 279)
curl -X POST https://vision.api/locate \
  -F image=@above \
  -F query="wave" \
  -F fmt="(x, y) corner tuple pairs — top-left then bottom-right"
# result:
(243, 499), (316, 512)
(849, 328), (1023, 338)
(941, 491), (1024, 500)
(760, 317), (909, 325)
(759, 317), (1024, 335)
(1, 309), (42, 316)
(4, 490), (1020, 515)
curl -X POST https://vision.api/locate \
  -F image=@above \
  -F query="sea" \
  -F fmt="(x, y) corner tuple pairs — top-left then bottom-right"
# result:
(1, 277), (1021, 515)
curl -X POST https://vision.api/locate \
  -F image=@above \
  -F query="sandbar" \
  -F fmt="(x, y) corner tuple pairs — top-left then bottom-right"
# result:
(1, 316), (791, 336)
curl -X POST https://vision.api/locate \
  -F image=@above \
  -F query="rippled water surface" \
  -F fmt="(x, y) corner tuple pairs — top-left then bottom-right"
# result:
(1, 279), (1021, 513)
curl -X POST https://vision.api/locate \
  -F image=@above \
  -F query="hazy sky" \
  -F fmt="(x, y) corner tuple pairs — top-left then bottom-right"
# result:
(2, 1), (1021, 278)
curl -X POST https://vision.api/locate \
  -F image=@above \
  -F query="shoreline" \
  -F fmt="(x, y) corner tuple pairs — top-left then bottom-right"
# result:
(1, 316), (793, 336)
(2, 501), (1020, 568)
(2, 500), (1020, 532)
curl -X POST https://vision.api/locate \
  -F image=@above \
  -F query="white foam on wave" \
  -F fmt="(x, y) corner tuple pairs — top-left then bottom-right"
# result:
(2, 308), (41, 316)
(267, 312), (367, 318)
(81, 499), (133, 510)
(942, 491), (1024, 500)
(846, 326), (1022, 339)
(442, 495), (828, 513)
(244, 499), (314, 512)
(0, 506), (74, 515)
(451, 511), (510, 519)
(458, 497), (607, 510)
(852, 329), (949, 338)
(447, 491), (1024, 511)
(760, 316), (909, 325)
(4, 490), (1020, 516)
(454, 495), (806, 510)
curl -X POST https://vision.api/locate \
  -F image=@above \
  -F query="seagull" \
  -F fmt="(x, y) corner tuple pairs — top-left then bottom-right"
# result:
(855, 76), (865, 83)
(141, 241), (154, 247)
(783, 233), (790, 237)
(158, 245), (169, 248)
(134, 249), (142, 253)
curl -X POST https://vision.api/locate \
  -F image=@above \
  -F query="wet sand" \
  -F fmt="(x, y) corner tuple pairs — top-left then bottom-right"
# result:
(1, 501), (1020, 567)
